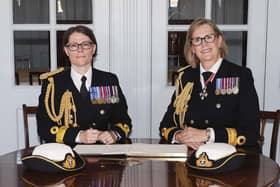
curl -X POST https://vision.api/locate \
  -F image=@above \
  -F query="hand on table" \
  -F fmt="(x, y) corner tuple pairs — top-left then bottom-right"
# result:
(175, 127), (208, 150)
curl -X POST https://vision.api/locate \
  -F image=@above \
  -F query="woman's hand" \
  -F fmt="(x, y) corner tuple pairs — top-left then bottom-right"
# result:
(98, 131), (118, 144)
(79, 129), (101, 144)
(175, 127), (208, 150)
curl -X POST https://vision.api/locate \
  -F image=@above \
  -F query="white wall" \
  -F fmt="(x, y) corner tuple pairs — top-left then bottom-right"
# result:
(109, 0), (152, 138)
(0, 1), (41, 155)
(263, 0), (280, 164)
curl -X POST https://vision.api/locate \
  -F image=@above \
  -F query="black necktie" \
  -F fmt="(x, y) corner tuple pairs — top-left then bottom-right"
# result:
(202, 71), (212, 82)
(80, 76), (89, 99)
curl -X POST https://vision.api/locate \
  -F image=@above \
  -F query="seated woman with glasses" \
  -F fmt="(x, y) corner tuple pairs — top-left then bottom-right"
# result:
(160, 18), (260, 152)
(37, 25), (132, 146)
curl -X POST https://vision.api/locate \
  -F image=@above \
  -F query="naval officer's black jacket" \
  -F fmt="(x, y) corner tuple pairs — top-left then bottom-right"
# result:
(37, 67), (132, 146)
(160, 60), (260, 150)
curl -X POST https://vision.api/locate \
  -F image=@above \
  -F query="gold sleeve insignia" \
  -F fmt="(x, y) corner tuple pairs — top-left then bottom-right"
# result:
(50, 126), (59, 134)
(226, 128), (237, 146)
(236, 136), (246, 146)
(56, 125), (68, 143)
(161, 127), (176, 141)
(226, 128), (247, 146)
(115, 123), (130, 137)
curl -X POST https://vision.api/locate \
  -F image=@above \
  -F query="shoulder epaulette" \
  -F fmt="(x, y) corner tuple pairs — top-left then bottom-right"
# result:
(177, 65), (191, 73)
(40, 67), (65, 80)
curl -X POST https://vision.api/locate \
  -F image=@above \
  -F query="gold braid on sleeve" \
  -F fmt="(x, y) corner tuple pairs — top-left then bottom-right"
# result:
(173, 66), (194, 129)
(44, 77), (78, 143)
(115, 123), (130, 137)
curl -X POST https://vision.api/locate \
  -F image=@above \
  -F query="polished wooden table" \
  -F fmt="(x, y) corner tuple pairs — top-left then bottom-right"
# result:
(0, 139), (279, 187)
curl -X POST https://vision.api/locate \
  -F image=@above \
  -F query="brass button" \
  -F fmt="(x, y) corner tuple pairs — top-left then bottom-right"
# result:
(216, 103), (221, 109)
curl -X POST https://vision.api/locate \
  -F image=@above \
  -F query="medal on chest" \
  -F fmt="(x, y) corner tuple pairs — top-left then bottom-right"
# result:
(89, 85), (120, 104)
(215, 77), (239, 96)
(200, 72), (215, 100)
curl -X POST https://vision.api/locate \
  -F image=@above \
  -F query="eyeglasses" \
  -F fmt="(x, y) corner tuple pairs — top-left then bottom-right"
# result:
(191, 34), (216, 46)
(65, 41), (94, 51)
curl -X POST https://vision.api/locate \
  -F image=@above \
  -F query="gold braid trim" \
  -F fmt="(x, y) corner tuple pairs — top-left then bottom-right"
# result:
(161, 127), (176, 141)
(173, 68), (194, 129)
(177, 65), (191, 73)
(226, 128), (237, 146)
(44, 78), (76, 124)
(43, 75), (78, 143)
(44, 78), (61, 124)
(115, 123), (130, 137)
(40, 67), (64, 80)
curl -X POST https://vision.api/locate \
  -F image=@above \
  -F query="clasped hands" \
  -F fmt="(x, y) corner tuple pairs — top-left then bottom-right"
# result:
(79, 129), (118, 144)
(175, 127), (208, 150)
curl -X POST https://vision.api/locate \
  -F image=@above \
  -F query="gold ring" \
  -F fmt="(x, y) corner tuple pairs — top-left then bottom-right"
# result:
(50, 126), (59, 134)
(237, 136), (246, 146)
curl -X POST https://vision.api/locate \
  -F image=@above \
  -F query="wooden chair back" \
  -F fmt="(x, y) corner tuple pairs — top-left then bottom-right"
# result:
(259, 110), (280, 161)
(22, 104), (40, 148)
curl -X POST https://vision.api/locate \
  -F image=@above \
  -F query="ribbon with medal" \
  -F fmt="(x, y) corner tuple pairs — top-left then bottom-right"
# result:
(89, 85), (120, 104)
(215, 77), (239, 96)
(200, 72), (216, 100)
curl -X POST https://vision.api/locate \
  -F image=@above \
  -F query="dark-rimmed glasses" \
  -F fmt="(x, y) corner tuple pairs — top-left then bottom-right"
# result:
(191, 34), (216, 46)
(65, 41), (94, 51)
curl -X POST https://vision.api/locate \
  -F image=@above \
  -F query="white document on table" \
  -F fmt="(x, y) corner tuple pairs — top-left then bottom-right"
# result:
(74, 143), (187, 158)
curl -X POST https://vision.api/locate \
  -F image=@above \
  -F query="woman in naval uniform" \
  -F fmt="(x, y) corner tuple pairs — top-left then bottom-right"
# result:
(160, 18), (260, 151)
(37, 25), (132, 146)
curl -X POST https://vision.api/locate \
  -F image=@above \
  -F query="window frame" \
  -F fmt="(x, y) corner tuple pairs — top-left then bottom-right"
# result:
(167, 0), (249, 85)
(11, 0), (96, 86)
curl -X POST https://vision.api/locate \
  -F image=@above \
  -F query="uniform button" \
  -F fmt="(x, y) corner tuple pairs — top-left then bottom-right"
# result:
(91, 123), (96, 128)
(100, 109), (105, 115)
(190, 120), (194, 124)
(216, 103), (221, 109)
(205, 120), (209, 124)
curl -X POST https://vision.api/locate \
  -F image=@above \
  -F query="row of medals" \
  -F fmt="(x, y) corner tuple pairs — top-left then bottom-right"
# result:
(200, 77), (240, 100)
(89, 85), (120, 104)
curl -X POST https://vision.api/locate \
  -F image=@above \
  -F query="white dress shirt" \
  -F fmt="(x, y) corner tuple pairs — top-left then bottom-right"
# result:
(200, 58), (222, 89)
(71, 67), (92, 91)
